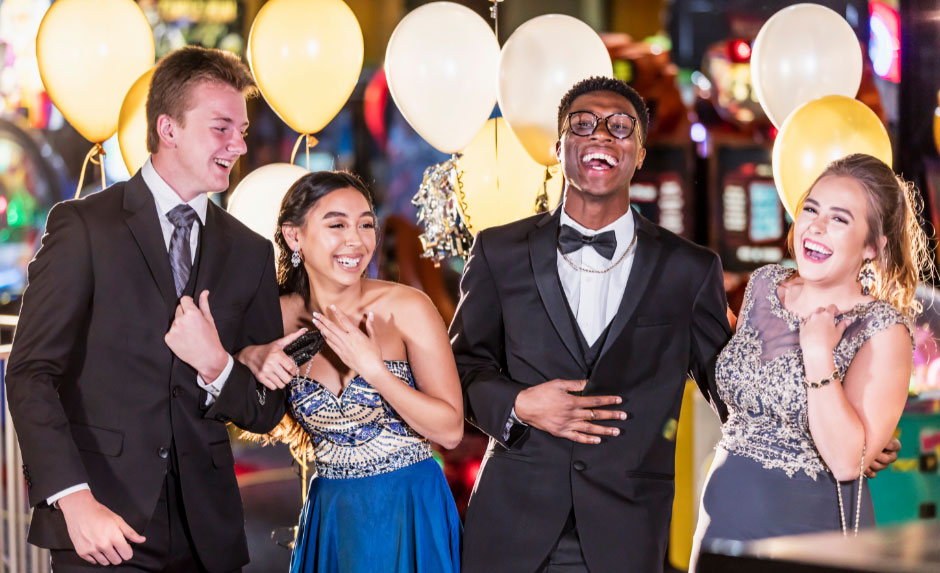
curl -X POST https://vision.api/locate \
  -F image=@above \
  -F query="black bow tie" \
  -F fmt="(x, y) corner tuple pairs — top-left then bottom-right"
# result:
(558, 224), (618, 260)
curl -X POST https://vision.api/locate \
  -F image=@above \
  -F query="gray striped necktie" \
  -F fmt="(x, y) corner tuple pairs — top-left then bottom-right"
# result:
(166, 204), (199, 297)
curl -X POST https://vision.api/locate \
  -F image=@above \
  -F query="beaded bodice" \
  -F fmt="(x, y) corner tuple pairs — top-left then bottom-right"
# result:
(716, 265), (909, 479)
(288, 360), (432, 479)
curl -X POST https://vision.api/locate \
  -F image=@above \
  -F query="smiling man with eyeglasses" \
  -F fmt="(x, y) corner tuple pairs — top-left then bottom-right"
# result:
(451, 76), (734, 573)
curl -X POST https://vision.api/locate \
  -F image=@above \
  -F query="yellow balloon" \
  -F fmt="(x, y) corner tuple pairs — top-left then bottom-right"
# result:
(934, 91), (940, 156)
(935, 108), (940, 157)
(772, 95), (892, 218)
(248, 0), (363, 134)
(459, 118), (563, 233)
(117, 68), (154, 176)
(36, 0), (154, 143)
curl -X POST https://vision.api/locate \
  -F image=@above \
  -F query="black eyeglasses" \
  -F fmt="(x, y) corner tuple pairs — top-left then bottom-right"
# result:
(564, 111), (638, 140)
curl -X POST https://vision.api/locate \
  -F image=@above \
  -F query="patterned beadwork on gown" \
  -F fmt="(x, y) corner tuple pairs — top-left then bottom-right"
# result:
(289, 360), (433, 479)
(716, 264), (911, 479)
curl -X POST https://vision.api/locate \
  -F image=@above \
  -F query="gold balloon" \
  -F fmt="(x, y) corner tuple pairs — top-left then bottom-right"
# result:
(459, 118), (563, 233)
(117, 68), (154, 176)
(772, 95), (892, 218)
(248, 0), (363, 134)
(36, 0), (155, 143)
(934, 91), (940, 156)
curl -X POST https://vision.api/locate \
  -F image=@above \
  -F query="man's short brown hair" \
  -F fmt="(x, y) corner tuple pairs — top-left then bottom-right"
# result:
(146, 46), (257, 154)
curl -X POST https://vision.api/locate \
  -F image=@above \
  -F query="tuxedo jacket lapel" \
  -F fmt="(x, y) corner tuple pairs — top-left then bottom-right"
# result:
(123, 173), (177, 312)
(528, 207), (588, 372)
(597, 213), (662, 362)
(193, 202), (233, 296)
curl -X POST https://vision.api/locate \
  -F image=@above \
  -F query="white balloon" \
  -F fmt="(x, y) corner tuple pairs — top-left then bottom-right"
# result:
(385, 2), (499, 154)
(751, 3), (862, 128)
(228, 163), (308, 251)
(498, 14), (612, 166)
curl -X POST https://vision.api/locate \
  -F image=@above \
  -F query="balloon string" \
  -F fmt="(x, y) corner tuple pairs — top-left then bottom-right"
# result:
(490, 0), (502, 44)
(75, 144), (106, 199)
(535, 166), (552, 213)
(490, 1), (501, 193)
(290, 133), (319, 169)
(453, 153), (471, 233)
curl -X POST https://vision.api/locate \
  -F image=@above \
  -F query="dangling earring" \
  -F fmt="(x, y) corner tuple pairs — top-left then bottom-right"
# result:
(291, 248), (301, 268)
(858, 258), (876, 295)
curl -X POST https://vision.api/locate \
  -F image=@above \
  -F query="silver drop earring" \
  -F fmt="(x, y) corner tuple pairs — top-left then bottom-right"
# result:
(291, 248), (301, 268)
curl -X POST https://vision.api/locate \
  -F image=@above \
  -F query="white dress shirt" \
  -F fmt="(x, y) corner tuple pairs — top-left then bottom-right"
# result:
(141, 157), (234, 398)
(557, 208), (637, 345)
(47, 159), (234, 507)
(506, 207), (638, 436)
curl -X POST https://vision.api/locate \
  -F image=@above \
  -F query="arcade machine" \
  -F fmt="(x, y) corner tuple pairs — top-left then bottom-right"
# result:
(880, 150), (940, 526)
(693, 37), (789, 314)
(605, 34), (697, 240)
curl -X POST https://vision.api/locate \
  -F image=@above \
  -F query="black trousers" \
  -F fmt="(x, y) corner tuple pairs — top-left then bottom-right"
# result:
(51, 448), (238, 573)
(537, 510), (590, 573)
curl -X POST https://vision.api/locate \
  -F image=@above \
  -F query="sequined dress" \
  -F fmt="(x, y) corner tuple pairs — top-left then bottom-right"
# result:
(288, 360), (461, 573)
(692, 265), (909, 554)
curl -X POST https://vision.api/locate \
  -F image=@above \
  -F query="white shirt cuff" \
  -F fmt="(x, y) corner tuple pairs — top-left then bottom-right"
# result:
(47, 483), (90, 507)
(197, 354), (234, 405)
(502, 407), (528, 441)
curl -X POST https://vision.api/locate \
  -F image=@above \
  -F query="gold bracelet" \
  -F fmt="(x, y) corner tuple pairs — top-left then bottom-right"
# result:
(804, 368), (841, 389)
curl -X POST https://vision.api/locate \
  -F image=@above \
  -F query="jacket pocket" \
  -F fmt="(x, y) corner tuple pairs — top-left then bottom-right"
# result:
(210, 440), (235, 468)
(71, 422), (124, 457)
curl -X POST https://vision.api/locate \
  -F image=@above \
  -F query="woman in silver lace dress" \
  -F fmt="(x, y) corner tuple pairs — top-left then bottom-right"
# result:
(237, 171), (463, 572)
(691, 154), (931, 567)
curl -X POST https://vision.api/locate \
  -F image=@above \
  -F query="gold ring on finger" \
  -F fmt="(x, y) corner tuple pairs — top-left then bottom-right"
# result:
(590, 409), (596, 421)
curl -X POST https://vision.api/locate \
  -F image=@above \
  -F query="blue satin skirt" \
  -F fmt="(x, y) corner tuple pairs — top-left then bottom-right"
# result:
(289, 457), (461, 573)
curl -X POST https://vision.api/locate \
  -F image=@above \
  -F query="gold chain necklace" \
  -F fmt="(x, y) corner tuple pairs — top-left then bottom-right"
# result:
(558, 228), (637, 274)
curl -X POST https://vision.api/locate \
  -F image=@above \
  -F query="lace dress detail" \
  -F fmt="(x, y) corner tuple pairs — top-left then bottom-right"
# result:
(288, 360), (432, 479)
(716, 264), (910, 479)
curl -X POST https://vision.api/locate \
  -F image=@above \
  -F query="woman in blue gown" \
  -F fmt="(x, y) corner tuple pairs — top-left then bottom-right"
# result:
(238, 171), (463, 572)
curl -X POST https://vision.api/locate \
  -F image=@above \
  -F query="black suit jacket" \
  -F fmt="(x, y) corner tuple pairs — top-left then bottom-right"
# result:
(450, 207), (731, 573)
(5, 173), (286, 571)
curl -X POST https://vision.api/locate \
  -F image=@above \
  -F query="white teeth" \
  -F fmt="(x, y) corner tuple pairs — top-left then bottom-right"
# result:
(581, 152), (618, 167)
(803, 240), (832, 255)
(215, 159), (232, 168)
(336, 256), (359, 268)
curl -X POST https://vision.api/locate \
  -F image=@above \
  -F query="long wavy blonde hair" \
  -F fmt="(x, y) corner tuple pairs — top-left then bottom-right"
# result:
(787, 153), (933, 322)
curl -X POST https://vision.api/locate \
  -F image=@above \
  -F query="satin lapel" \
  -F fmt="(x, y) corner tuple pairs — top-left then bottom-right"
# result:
(597, 213), (663, 361)
(193, 203), (233, 297)
(123, 173), (177, 311)
(529, 208), (588, 372)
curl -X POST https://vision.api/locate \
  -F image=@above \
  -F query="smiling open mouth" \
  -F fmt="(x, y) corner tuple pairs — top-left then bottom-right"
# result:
(581, 152), (618, 170)
(335, 255), (362, 269)
(803, 239), (832, 262)
(214, 158), (232, 168)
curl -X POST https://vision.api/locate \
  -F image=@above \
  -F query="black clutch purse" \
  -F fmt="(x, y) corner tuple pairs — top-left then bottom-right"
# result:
(283, 329), (325, 366)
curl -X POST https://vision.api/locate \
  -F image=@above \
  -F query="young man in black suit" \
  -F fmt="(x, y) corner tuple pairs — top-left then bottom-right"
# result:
(451, 75), (729, 573)
(6, 47), (285, 571)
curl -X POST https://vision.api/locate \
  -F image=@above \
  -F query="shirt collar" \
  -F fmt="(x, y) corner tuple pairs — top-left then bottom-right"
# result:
(141, 157), (208, 224)
(560, 205), (635, 248)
